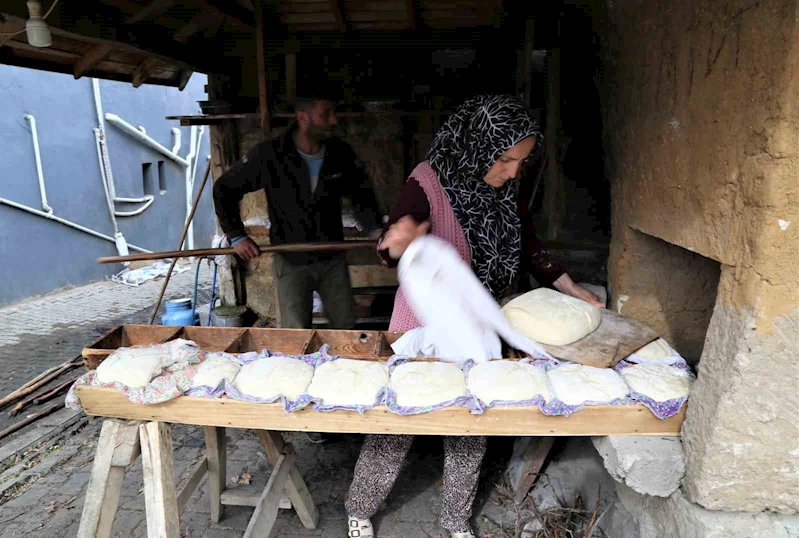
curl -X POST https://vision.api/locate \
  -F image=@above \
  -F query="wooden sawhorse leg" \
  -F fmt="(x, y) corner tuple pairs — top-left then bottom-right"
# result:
(139, 422), (180, 537)
(77, 420), (142, 538)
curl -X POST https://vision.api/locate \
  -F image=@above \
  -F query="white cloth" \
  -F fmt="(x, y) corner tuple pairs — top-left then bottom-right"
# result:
(392, 236), (551, 363)
(212, 234), (236, 268)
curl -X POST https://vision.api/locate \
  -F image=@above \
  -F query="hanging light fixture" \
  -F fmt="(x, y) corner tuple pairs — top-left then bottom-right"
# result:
(25, 0), (52, 48)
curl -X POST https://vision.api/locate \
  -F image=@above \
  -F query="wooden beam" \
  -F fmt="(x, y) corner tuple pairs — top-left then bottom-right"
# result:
(177, 69), (193, 91)
(77, 386), (688, 436)
(174, 9), (222, 44)
(405, 0), (419, 31)
(192, 0), (255, 27)
(254, 0), (271, 135)
(73, 43), (114, 79)
(126, 0), (177, 24)
(176, 458), (208, 513)
(132, 57), (162, 87)
(285, 53), (296, 103)
(543, 48), (562, 240)
(0, 2), (224, 74)
(330, 0), (349, 32)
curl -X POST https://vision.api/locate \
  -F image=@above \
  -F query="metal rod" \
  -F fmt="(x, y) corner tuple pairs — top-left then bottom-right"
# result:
(100, 240), (379, 265)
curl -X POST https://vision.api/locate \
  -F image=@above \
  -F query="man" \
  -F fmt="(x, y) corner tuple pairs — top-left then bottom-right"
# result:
(213, 93), (383, 330)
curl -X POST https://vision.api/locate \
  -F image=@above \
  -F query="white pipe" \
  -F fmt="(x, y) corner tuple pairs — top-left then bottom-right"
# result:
(171, 127), (181, 154)
(183, 125), (198, 250)
(23, 114), (53, 214)
(93, 128), (120, 235)
(115, 196), (154, 203)
(105, 113), (190, 167)
(191, 126), (204, 184)
(115, 197), (155, 217)
(91, 78), (117, 200)
(0, 197), (151, 253)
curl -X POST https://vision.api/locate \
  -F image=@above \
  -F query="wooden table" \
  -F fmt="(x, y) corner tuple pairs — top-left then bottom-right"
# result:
(75, 325), (686, 536)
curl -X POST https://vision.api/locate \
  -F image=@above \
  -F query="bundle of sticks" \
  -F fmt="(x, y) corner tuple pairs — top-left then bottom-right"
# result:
(0, 357), (82, 441)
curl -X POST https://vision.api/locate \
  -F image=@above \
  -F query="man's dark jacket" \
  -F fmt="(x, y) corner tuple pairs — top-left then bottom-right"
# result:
(213, 126), (382, 265)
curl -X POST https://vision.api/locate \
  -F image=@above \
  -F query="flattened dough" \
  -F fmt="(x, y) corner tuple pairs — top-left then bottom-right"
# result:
(307, 359), (388, 407)
(501, 288), (601, 346)
(621, 364), (693, 402)
(468, 360), (552, 404)
(233, 356), (314, 401)
(547, 363), (628, 405)
(191, 352), (241, 389)
(96, 340), (199, 387)
(630, 338), (675, 360)
(390, 361), (466, 408)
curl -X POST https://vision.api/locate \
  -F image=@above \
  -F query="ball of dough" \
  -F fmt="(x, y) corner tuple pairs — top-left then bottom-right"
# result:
(96, 346), (171, 387)
(191, 353), (241, 389)
(307, 359), (388, 407)
(621, 364), (693, 402)
(390, 361), (466, 408)
(630, 338), (675, 361)
(547, 363), (628, 406)
(501, 288), (601, 346)
(233, 356), (314, 401)
(468, 360), (552, 404)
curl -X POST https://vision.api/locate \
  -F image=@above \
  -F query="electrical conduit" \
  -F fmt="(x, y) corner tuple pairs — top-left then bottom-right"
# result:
(23, 114), (53, 214)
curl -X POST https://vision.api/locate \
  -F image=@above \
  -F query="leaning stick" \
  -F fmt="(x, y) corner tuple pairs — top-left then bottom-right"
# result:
(33, 376), (78, 405)
(0, 404), (62, 442)
(146, 161), (213, 325)
(0, 358), (81, 409)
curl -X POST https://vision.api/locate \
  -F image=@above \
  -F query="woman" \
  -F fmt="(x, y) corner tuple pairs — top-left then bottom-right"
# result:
(345, 95), (603, 538)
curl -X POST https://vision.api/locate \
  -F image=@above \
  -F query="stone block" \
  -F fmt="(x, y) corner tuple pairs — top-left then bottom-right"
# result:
(592, 436), (684, 497)
(617, 484), (799, 538)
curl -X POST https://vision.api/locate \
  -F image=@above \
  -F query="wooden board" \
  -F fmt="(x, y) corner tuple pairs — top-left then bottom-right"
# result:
(540, 310), (659, 368)
(76, 387), (685, 436)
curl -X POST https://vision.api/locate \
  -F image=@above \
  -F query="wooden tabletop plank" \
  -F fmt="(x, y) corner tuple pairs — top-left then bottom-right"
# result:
(76, 387), (685, 437)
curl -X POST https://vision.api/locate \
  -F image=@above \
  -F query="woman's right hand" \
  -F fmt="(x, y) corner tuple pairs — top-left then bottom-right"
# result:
(382, 216), (431, 260)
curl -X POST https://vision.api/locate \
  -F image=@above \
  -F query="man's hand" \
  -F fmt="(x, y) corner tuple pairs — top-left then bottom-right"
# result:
(233, 237), (261, 260)
(553, 273), (606, 309)
(381, 216), (431, 260)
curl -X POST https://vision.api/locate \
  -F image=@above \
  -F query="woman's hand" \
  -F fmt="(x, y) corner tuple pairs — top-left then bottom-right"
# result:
(553, 273), (606, 309)
(381, 216), (431, 260)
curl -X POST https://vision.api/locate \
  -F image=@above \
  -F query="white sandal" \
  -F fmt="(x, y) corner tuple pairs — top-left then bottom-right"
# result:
(451, 531), (476, 538)
(348, 515), (374, 537)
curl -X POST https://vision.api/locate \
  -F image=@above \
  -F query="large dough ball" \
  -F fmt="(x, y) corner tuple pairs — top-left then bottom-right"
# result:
(191, 352), (241, 389)
(621, 364), (693, 402)
(390, 361), (466, 408)
(468, 360), (552, 404)
(547, 363), (629, 406)
(501, 288), (602, 346)
(233, 356), (314, 401)
(630, 338), (675, 360)
(96, 346), (171, 387)
(307, 359), (388, 407)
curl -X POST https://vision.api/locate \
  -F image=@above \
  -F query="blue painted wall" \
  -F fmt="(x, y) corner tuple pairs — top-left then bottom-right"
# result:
(0, 65), (215, 305)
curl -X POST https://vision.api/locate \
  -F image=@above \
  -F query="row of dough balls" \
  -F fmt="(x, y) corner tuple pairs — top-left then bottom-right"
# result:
(192, 354), (692, 409)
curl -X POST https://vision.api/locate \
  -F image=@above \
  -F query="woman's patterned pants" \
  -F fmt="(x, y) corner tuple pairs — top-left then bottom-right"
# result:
(345, 434), (487, 532)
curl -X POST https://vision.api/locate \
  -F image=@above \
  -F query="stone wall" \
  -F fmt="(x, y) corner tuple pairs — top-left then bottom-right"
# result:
(603, 0), (799, 514)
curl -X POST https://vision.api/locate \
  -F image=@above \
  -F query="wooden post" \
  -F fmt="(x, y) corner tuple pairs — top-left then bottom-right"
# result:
(140, 422), (180, 538)
(78, 420), (142, 538)
(521, 18), (535, 107)
(543, 48), (562, 241)
(286, 53), (297, 104)
(507, 436), (555, 505)
(254, 0), (271, 136)
(257, 430), (319, 529)
(204, 426), (227, 522)
(243, 445), (297, 538)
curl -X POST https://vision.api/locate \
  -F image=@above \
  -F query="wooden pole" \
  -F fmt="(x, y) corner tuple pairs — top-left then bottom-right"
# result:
(147, 161), (212, 325)
(255, 0), (271, 136)
(543, 47), (562, 241)
(99, 240), (378, 265)
(0, 404), (62, 441)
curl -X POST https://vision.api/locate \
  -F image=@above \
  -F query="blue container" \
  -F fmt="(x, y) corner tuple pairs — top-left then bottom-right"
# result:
(161, 298), (199, 326)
